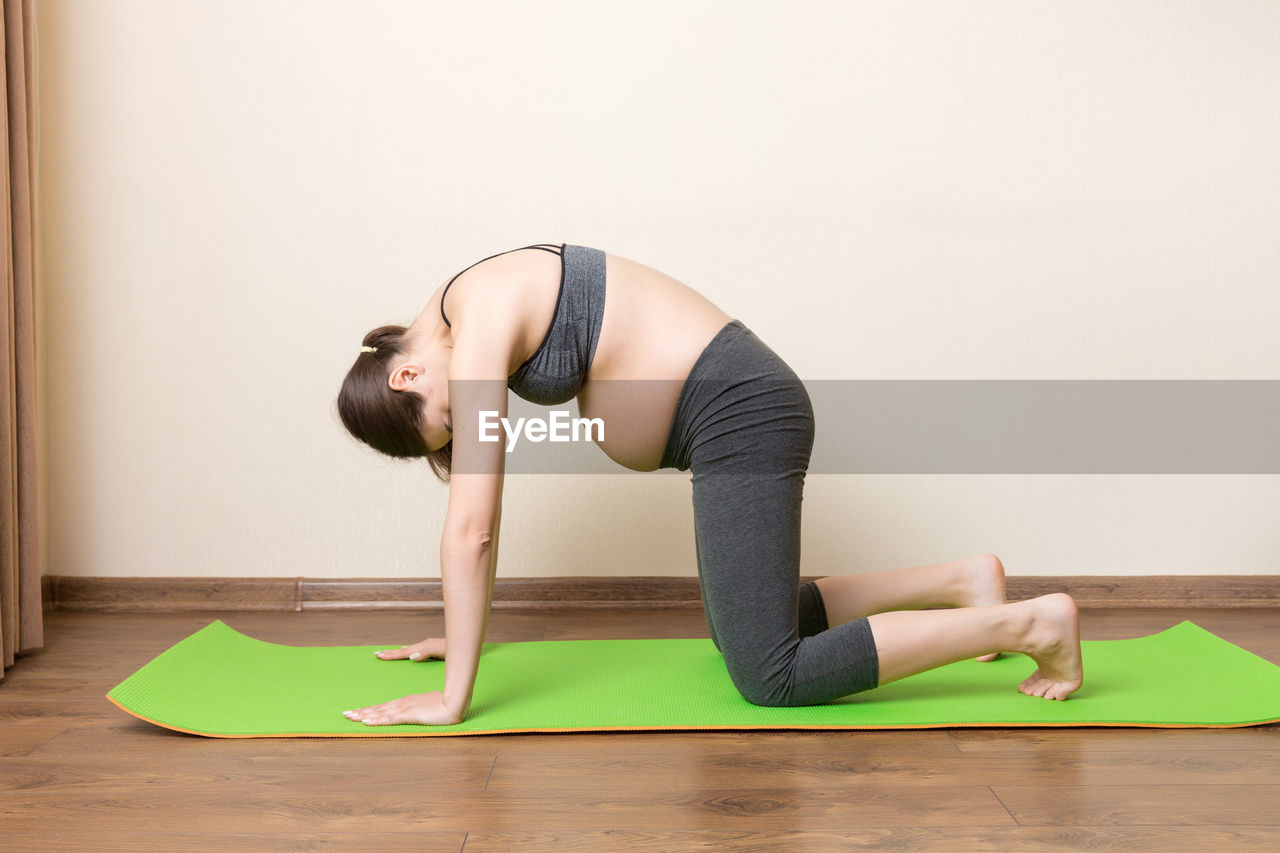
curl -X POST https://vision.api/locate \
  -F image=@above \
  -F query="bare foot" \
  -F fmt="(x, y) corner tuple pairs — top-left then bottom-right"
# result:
(1018, 593), (1084, 701)
(958, 553), (1007, 661)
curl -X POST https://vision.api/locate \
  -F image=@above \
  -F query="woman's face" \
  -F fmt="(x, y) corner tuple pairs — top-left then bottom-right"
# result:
(422, 376), (452, 451)
(388, 344), (453, 451)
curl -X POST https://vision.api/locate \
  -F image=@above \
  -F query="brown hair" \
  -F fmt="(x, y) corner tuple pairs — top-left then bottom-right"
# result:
(337, 324), (452, 482)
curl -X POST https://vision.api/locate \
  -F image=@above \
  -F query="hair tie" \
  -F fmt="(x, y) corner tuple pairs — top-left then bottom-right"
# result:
(360, 345), (377, 353)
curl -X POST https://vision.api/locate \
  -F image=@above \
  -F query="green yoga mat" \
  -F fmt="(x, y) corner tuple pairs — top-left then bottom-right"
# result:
(107, 620), (1280, 737)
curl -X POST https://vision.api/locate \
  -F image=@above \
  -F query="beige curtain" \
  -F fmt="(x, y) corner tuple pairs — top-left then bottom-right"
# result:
(1, 0), (40, 681)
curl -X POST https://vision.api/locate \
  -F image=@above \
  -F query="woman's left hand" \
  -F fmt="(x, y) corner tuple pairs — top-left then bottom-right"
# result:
(343, 691), (462, 727)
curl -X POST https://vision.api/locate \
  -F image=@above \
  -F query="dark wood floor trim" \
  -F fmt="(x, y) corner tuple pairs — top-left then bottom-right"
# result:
(41, 574), (1280, 612)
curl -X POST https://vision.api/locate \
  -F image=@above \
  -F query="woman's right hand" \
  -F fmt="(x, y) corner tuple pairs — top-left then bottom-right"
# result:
(374, 637), (446, 661)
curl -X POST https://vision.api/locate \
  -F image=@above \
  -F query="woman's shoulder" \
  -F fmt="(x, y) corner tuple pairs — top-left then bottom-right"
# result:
(439, 244), (565, 328)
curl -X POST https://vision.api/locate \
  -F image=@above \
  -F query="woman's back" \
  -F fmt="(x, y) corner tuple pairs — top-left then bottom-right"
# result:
(429, 244), (731, 470)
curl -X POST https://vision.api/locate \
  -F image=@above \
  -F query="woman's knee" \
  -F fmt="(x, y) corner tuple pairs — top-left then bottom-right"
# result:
(731, 677), (792, 708)
(720, 630), (880, 708)
(722, 656), (800, 708)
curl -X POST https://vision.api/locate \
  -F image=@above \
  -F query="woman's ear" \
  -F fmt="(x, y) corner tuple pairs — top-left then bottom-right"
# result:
(388, 362), (424, 392)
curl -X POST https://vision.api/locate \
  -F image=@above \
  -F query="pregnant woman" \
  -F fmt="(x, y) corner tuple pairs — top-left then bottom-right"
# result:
(337, 243), (1083, 727)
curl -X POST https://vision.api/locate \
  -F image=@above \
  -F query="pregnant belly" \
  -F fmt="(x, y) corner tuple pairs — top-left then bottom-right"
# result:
(576, 378), (686, 472)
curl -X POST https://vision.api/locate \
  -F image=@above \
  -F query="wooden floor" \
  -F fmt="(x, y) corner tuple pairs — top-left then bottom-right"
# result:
(2, 607), (1279, 851)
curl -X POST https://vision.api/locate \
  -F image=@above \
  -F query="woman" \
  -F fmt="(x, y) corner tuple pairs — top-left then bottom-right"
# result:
(337, 242), (1083, 727)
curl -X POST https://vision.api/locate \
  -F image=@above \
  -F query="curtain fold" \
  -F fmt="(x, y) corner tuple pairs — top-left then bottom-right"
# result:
(1, 0), (41, 681)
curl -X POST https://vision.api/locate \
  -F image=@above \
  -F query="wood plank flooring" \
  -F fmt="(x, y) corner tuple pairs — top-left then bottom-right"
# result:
(2, 607), (1278, 851)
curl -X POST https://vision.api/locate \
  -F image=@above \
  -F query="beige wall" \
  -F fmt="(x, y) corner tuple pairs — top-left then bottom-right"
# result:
(36, 1), (1279, 579)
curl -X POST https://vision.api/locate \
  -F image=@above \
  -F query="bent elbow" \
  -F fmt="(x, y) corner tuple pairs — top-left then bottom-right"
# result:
(443, 523), (494, 554)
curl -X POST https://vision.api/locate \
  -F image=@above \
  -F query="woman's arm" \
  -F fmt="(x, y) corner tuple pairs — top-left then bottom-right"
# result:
(344, 299), (515, 727)
(374, 501), (501, 667)
(437, 324), (509, 720)
(438, 468), (504, 719)
(342, 468), (503, 726)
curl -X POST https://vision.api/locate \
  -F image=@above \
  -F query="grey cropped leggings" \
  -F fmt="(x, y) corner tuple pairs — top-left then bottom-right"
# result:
(660, 320), (879, 707)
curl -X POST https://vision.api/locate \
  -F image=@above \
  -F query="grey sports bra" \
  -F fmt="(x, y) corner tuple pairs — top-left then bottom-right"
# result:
(439, 243), (607, 406)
